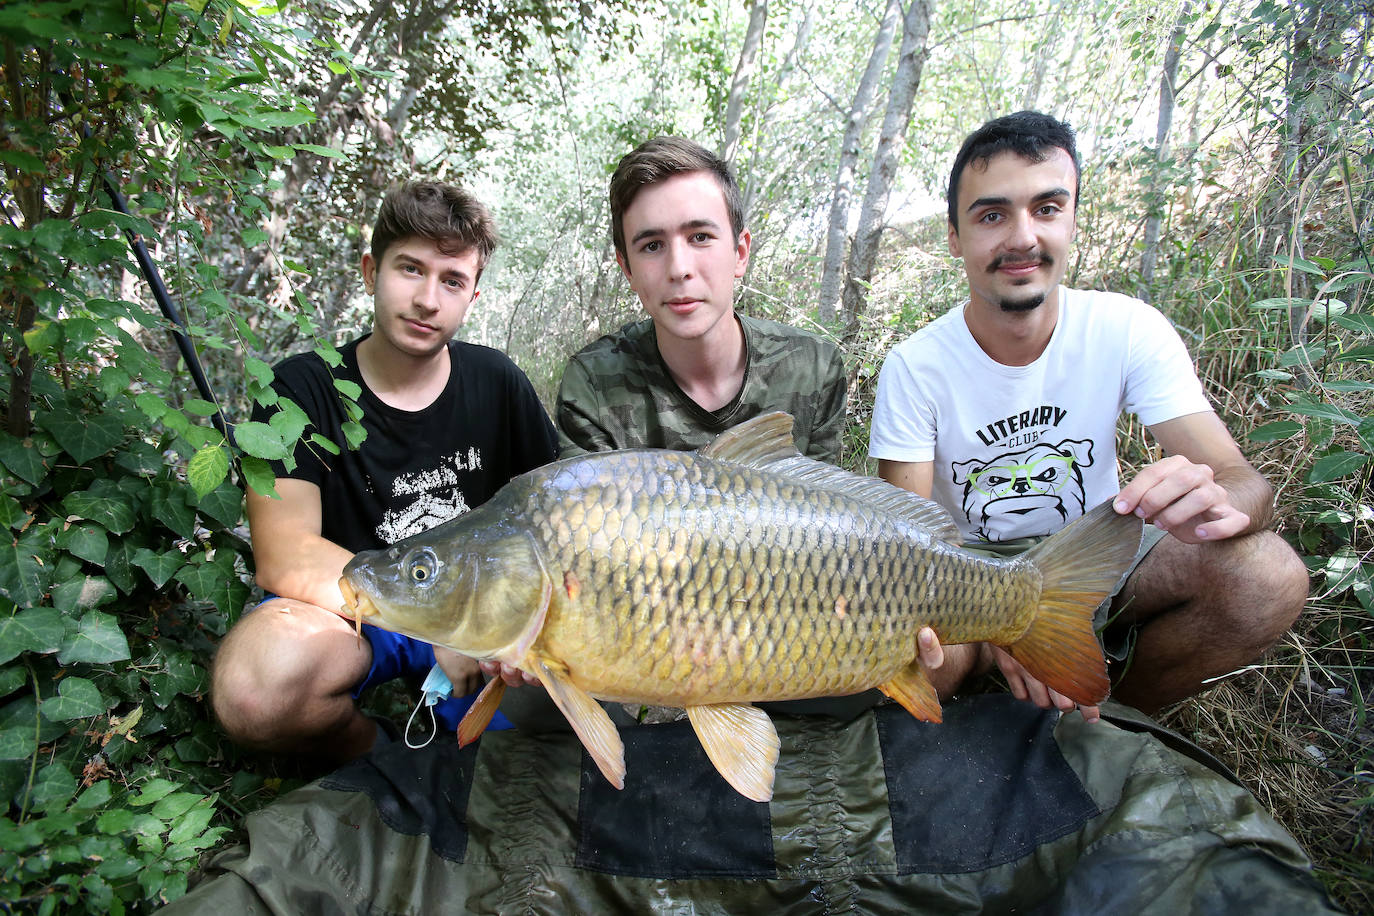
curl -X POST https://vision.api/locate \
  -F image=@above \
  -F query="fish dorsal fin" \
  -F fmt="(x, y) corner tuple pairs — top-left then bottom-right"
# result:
(534, 656), (626, 790)
(700, 412), (962, 543)
(699, 411), (801, 466)
(685, 703), (780, 802)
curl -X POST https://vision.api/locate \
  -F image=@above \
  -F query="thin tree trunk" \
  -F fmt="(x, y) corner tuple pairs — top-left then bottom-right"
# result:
(817, 0), (902, 325)
(840, 0), (934, 335)
(722, 0), (769, 164)
(1138, 0), (1190, 300)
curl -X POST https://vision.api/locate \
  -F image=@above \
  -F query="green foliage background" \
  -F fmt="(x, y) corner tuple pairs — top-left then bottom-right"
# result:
(0, 0), (1370, 911)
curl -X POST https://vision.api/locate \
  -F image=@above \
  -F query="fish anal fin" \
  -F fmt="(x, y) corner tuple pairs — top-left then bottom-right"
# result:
(879, 661), (943, 723)
(455, 677), (506, 746)
(685, 703), (780, 802)
(535, 657), (626, 790)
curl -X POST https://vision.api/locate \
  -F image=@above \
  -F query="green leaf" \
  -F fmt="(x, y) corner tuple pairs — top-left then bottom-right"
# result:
(0, 432), (49, 485)
(132, 549), (185, 589)
(234, 421), (288, 460)
(1286, 398), (1363, 427)
(63, 525), (110, 566)
(1333, 344), (1374, 364)
(0, 606), (65, 664)
(1308, 451), (1368, 484)
(37, 407), (124, 464)
(1248, 420), (1303, 443)
(293, 143), (345, 158)
(134, 392), (170, 422)
(1278, 344), (1325, 368)
(51, 575), (117, 614)
(0, 529), (56, 607)
(183, 399), (220, 418)
(151, 792), (206, 820)
(1334, 314), (1374, 335)
(1272, 254), (1325, 276)
(57, 611), (131, 665)
(62, 488), (138, 534)
(150, 484), (196, 539)
(28, 763), (78, 813)
(196, 482), (243, 529)
(39, 676), (108, 721)
(333, 379), (362, 400)
(0, 726), (37, 761)
(1249, 296), (1310, 311)
(240, 456), (279, 499)
(187, 446), (230, 498)
(129, 778), (179, 806)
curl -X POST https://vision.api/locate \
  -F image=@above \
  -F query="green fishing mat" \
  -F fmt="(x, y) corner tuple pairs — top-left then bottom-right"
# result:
(164, 695), (1339, 914)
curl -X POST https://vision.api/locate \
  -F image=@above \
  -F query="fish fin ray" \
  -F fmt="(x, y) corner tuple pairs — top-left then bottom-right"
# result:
(1012, 500), (1144, 705)
(685, 704), (779, 803)
(455, 677), (506, 746)
(879, 662), (943, 723)
(534, 657), (625, 789)
(698, 412), (801, 466)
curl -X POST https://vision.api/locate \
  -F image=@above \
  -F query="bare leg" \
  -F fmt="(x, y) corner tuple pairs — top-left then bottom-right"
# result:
(211, 598), (378, 764)
(1108, 529), (1307, 714)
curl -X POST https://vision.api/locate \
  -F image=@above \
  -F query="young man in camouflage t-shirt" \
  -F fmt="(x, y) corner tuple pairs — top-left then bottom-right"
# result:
(555, 136), (846, 462)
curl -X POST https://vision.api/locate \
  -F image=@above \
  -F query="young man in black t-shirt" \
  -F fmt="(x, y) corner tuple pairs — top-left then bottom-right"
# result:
(212, 182), (557, 764)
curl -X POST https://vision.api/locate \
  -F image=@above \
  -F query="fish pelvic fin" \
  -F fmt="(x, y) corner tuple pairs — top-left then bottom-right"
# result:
(685, 704), (780, 803)
(1012, 499), (1145, 705)
(456, 677), (506, 747)
(879, 662), (943, 723)
(534, 656), (626, 790)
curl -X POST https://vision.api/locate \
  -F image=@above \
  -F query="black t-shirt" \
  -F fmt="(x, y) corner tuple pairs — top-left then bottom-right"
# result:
(253, 336), (558, 552)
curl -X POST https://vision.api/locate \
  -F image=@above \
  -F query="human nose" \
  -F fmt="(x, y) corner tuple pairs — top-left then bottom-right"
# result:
(413, 275), (440, 311)
(1004, 211), (1036, 250)
(665, 239), (693, 280)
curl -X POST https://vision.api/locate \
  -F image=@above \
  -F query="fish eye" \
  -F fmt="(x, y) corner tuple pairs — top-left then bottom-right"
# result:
(406, 548), (440, 588)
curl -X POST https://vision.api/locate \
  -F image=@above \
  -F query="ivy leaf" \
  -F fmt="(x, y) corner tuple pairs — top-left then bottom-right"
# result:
(0, 529), (56, 607)
(150, 483), (196, 539)
(63, 525), (110, 566)
(0, 606), (65, 665)
(175, 555), (250, 617)
(57, 611), (132, 665)
(132, 548), (185, 589)
(1308, 451), (1368, 484)
(0, 494), (32, 531)
(234, 421), (288, 460)
(62, 488), (137, 534)
(40, 676), (109, 721)
(0, 726), (38, 761)
(187, 446), (230, 498)
(37, 406), (125, 464)
(0, 432), (49, 485)
(103, 541), (136, 594)
(196, 482), (243, 530)
(52, 575), (118, 614)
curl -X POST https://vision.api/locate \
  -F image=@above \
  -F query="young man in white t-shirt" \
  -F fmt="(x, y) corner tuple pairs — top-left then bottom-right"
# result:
(869, 111), (1307, 718)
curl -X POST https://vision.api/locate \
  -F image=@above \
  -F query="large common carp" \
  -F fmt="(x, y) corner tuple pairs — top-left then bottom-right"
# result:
(339, 412), (1142, 802)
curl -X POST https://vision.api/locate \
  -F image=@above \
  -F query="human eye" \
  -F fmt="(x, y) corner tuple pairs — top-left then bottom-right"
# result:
(690, 231), (713, 243)
(976, 210), (1003, 225)
(640, 239), (662, 254)
(444, 276), (465, 291)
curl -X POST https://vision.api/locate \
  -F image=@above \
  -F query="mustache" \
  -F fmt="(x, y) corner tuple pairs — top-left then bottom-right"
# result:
(988, 252), (1053, 271)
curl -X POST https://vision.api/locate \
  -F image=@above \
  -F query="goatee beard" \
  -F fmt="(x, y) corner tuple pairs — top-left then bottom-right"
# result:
(999, 292), (1046, 312)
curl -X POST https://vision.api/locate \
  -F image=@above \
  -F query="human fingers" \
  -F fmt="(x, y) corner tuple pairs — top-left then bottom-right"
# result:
(917, 627), (945, 670)
(1076, 704), (1101, 724)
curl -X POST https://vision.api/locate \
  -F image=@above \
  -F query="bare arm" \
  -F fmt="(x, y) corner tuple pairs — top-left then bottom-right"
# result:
(246, 478), (353, 616)
(1125, 411), (1274, 543)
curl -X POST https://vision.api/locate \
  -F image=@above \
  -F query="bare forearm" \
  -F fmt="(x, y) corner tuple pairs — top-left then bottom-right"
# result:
(254, 537), (354, 616)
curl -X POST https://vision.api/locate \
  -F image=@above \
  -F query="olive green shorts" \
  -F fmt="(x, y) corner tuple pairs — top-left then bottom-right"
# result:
(963, 524), (1167, 663)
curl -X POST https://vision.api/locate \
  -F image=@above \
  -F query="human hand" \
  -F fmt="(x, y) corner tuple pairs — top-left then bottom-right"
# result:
(990, 646), (1100, 723)
(1114, 454), (1250, 544)
(479, 659), (541, 687)
(433, 647), (487, 696)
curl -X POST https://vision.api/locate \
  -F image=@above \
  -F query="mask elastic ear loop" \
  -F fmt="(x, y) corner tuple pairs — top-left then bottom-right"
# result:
(405, 663), (454, 749)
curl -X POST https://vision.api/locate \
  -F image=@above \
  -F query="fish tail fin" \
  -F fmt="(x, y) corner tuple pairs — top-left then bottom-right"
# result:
(1012, 500), (1144, 706)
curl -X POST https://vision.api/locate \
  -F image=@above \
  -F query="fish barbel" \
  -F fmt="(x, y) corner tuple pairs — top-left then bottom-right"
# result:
(339, 412), (1142, 801)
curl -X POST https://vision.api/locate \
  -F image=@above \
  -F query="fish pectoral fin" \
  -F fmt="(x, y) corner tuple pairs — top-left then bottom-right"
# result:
(879, 662), (943, 723)
(456, 677), (506, 747)
(534, 657), (626, 790)
(685, 704), (779, 803)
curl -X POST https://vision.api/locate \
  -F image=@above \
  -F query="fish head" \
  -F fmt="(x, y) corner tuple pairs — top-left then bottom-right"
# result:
(339, 513), (550, 661)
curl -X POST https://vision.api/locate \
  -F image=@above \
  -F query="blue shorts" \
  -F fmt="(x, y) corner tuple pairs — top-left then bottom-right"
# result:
(251, 595), (511, 733)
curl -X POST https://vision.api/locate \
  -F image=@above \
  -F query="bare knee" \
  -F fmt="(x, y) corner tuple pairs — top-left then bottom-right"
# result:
(1202, 531), (1307, 646)
(211, 600), (371, 746)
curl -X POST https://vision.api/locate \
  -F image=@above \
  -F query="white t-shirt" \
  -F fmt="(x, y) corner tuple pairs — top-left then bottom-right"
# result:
(869, 287), (1213, 542)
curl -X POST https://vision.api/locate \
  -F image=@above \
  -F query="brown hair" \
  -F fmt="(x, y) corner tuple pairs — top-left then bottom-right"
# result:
(370, 181), (498, 274)
(608, 136), (744, 264)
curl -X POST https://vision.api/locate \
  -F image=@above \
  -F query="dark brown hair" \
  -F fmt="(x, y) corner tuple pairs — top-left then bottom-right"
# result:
(371, 181), (498, 274)
(948, 111), (1081, 232)
(608, 136), (744, 264)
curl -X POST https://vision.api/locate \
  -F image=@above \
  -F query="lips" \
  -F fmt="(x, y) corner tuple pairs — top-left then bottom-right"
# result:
(664, 299), (700, 315)
(989, 253), (1052, 274)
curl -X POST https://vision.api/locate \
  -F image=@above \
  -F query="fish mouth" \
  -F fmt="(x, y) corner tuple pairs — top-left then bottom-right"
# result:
(338, 576), (378, 639)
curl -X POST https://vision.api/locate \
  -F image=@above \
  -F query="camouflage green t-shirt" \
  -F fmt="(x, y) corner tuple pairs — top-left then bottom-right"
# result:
(555, 314), (847, 461)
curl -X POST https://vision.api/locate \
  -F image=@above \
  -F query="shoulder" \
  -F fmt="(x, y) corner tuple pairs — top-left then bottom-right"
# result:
(887, 307), (967, 365)
(268, 338), (359, 392)
(562, 318), (659, 389)
(741, 314), (838, 356)
(448, 339), (525, 376)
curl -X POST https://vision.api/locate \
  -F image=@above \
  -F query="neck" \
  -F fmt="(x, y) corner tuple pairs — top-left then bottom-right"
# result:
(355, 334), (452, 411)
(657, 313), (747, 413)
(963, 291), (1060, 367)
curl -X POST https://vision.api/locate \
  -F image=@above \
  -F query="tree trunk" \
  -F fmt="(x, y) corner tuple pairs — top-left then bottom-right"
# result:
(722, 0), (769, 165)
(816, 0), (902, 325)
(1137, 0), (1190, 300)
(839, 0), (935, 335)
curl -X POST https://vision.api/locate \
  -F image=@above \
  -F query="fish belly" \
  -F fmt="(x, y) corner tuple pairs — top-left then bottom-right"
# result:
(525, 452), (1038, 707)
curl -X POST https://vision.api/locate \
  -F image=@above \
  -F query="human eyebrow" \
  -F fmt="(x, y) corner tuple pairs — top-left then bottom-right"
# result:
(965, 195), (1010, 214)
(630, 227), (665, 247)
(1031, 188), (1072, 205)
